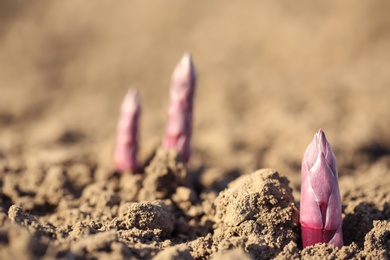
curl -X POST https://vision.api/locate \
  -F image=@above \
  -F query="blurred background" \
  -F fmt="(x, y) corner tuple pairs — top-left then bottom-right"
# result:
(1, 1), (390, 192)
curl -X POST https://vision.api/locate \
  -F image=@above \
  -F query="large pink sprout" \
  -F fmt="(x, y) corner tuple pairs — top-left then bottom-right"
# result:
(162, 52), (197, 163)
(114, 88), (141, 173)
(300, 129), (343, 248)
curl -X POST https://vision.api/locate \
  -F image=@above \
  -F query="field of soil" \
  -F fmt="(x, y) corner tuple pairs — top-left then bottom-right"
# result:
(0, 1), (390, 259)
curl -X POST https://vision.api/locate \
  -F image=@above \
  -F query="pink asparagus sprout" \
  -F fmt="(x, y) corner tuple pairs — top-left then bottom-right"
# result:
(114, 88), (141, 173)
(162, 52), (197, 163)
(300, 129), (343, 248)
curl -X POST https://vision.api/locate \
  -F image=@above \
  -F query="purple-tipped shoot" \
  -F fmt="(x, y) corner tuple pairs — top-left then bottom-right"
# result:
(114, 87), (141, 173)
(300, 129), (343, 248)
(162, 52), (197, 163)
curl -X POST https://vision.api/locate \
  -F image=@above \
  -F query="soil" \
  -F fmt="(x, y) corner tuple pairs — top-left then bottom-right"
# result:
(1, 1), (390, 259)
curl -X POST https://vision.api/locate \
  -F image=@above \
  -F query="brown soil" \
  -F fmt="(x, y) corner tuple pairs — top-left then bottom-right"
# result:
(1, 1), (390, 259)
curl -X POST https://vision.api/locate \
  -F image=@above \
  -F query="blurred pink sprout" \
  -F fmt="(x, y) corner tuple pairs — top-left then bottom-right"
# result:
(114, 87), (141, 173)
(162, 52), (197, 163)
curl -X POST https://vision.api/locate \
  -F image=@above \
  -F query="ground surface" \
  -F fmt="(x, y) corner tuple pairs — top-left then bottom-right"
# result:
(0, 1), (390, 259)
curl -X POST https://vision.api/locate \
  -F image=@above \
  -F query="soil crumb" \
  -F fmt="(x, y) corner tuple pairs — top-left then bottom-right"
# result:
(212, 169), (299, 259)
